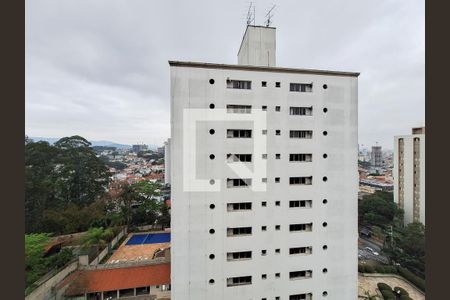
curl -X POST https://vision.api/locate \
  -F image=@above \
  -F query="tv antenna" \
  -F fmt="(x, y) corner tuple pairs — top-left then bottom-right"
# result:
(265, 4), (276, 27)
(246, 2), (255, 25)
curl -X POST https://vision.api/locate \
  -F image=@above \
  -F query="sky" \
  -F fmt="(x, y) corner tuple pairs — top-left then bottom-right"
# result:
(26, 0), (424, 149)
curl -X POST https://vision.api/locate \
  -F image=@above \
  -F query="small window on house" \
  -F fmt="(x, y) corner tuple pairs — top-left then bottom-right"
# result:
(262, 105), (267, 111)
(262, 81), (267, 87)
(290, 130), (313, 139)
(227, 251), (252, 261)
(289, 270), (313, 280)
(226, 276), (252, 287)
(275, 130), (281, 136)
(262, 226), (267, 231)
(290, 83), (313, 92)
(290, 107), (313, 116)
(275, 177), (280, 183)
(275, 201), (280, 206)
(289, 200), (312, 208)
(227, 104), (252, 113)
(275, 106), (281, 112)
(289, 177), (312, 185)
(262, 129), (267, 135)
(262, 178), (267, 183)
(275, 82), (281, 88)
(275, 153), (281, 159)
(227, 129), (252, 138)
(227, 227), (252, 237)
(227, 178), (252, 188)
(227, 154), (252, 162)
(289, 246), (313, 255)
(289, 154), (312, 162)
(289, 223), (313, 232)
(262, 201), (267, 207)
(227, 202), (252, 211)
(275, 225), (280, 230)
(275, 248), (280, 254)
(289, 293), (312, 300)
(275, 273), (280, 278)
(227, 80), (252, 89)
(261, 250), (267, 255)
(261, 274), (267, 279)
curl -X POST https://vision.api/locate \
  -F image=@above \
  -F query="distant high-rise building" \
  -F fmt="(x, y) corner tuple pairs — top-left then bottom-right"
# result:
(394, 127), (425, 225)
(164, 139), (171, 185)
(168, 25), (359, 300)
(371, 145), (382, 167)
(132, 144), (148, 153)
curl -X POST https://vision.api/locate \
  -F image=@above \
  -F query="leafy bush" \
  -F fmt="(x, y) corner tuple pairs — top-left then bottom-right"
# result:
(377, 282), (392, 291)
(398, 266), (426, 291)
(380, 289), (396, 300)
(364, 265), (375, 273)
(393, 286), (409, 296)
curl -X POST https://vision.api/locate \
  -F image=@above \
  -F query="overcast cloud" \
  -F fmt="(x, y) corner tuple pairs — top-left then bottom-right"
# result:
(26, 0), (424, 149)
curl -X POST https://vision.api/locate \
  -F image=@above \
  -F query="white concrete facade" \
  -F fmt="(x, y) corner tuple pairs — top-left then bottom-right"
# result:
(238, 25), (276, 67)
(169, 25), (359, 300)
(393, 130), (425, 225)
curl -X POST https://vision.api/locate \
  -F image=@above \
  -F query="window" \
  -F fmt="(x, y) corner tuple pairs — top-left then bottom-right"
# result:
(227, 251), (252, 261)
(289, 223), (313, 232)
(262, 178), (267, 183)
(275, 106), (281, 112)
(275, 130), (281, 136)
(262, 81), (267, 87)
(275, 201), (280, 206)
(227, 202), (252, 211)
(227, 80), (252, 89)
(290, 130), (313, 139)
(227, 129), (252, 138)
(289, 154), (312, 162)
(289, 177), (312, 185)
(262, 226), (267, 231)
(227, 104), (252, 114)
(261, 249), (267, 255)
(262, 201), (267, 207)
(227, 178), (252, 188)
(289, 246), (313, 255)
(275, 177), (280, 183)
(262, 105), (267, 111)
(261, 274), (267, 279)
(275, 153), (281, 159)
(275, 248), (280, 254)
(275, 82), (281, 88)
(289, 293), (312, 300)
(289, 270), (313, 280)
(227, 227), (252, 237)
(290, 83), (313, 92)
(262, 154), (267, 159)
(262, 129), (267, 135)
(227, 276), (252, 287)
(227, 154), (252, 162)
(275, 225), (280, 230)
(290, 107), (313, 116)
(289, 200), (312, 208)
(275, 273), (280, 278)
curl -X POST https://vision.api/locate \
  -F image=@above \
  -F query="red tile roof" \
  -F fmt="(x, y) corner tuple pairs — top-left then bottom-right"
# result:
(64, 263), (170, 296)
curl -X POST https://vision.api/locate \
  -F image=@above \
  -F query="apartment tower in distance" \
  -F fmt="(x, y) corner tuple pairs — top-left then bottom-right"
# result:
(167, 25), (359, 300)
(371, 145), (382, 167)
(394, 127), (425, 225)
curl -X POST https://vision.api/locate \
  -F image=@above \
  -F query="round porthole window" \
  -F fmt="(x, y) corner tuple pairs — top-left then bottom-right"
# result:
(209, 254), (215, 260)
(323, 108), (328, 113)
(209, 103), (215, 109)
(323, 222), (328, 227)
(322, 291), (328, 297)
(209, 129), (215, 135)
(209, 154), (215, 160)
(209, 179), (215, 185)
(209, 279), (215, 284)
(323, 268), (328, 273)
(323, 176), (328, 182)
(209, 229), (215, 234)
(323, 153), (328, 159)
(209, 204), (215, 209)
(323, 131), (328, 136)
(323, 245), (328, 250)
(323, 84), (328, 89)
(323, 199), (328, 204)
(209, 79), (215, 84)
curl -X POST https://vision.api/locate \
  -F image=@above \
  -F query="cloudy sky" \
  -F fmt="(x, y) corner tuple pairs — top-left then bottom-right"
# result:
(26, 0), (424, 149)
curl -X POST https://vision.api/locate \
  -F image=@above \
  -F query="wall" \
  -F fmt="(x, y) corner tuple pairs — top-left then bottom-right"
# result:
(237, 25), (276, 67)
(90, 227), (127, 265)
(25, 260), (78, 300)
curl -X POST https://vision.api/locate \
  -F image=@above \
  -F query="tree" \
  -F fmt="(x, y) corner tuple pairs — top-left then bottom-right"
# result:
(359, 191), (402, 229)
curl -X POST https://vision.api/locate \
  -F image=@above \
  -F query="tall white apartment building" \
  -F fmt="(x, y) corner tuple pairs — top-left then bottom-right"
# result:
(168, 25), (359, 300)
(393, 127), (425, 225)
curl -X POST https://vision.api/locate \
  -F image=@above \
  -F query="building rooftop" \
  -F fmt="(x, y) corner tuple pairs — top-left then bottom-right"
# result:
(63, 262), (170, 296)
(168, 60), (360, 77)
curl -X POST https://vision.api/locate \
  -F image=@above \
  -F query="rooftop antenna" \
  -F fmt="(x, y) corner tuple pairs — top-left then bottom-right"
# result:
(265, 4), (276, 27)
(246, 2), (255, 26)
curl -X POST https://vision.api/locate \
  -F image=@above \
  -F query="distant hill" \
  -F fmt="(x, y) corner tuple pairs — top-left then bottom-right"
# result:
(29, 136), (133, 149)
